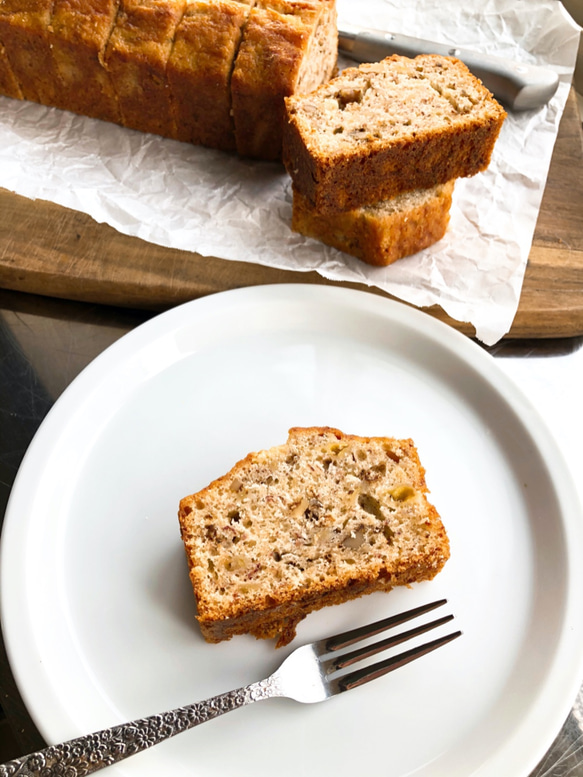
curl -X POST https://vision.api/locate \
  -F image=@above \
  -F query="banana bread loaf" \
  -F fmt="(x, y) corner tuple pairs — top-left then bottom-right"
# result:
(292, 180), (455, 266)
(283, 54), (506, 213)
(0, 0), (338, 159)
(0, 39), (21, 99)
(178, 427), (450, 648)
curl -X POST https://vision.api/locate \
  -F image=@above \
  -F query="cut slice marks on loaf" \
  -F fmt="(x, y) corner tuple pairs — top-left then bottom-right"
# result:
(292, 180), (455, 266)
(283, 54), (506, 213)
(49, 0), (121, 122)
(103, 0), (187, 137)
(179, 427), (450, 648)
(166, 0), (254, 150)
(231, 0), (337, 160)
(0, 0), (339, 160)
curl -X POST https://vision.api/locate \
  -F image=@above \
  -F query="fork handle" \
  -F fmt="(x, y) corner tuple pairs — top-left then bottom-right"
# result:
(0, 677), (281, 776)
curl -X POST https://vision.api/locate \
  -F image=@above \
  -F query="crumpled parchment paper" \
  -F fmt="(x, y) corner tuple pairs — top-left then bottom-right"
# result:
(0, 0), (580, 345)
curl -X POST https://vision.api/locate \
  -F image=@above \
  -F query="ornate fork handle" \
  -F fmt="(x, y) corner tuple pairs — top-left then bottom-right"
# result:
(0, 676), (281, 777)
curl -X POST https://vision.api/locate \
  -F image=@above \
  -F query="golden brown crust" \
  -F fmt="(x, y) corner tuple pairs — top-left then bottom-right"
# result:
(0, 0), (337, 159)
(166, 0), (253, 149)
(283, 55), (506, 213)
(179, 426), (450, 647)
(197, 549), (446, 648)
(231, 0), (336, 160)
(103, 0), (187, 138)
(50, 0), (121, 121)
(0, 0), (59, 105)
(292, 181), (455, 266)
(0, 39), (22, 98)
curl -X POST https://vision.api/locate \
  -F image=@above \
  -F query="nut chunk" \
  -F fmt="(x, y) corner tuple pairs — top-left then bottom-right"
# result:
(178, 426), (450, 647)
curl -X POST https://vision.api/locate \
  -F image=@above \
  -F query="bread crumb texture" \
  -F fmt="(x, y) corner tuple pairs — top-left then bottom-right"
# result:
(287, 54), (503, 152)
(179, 427), (450, 647)
(292, 180), (455, 266)
(283, 54), (506, 211)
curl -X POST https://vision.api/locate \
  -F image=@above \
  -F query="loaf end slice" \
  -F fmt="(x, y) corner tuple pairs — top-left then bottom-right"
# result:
(231, 0), (337, 160)
(283, 54), (506, 213)
(178, 427), (450, 647)
(292, 180), (455, 266)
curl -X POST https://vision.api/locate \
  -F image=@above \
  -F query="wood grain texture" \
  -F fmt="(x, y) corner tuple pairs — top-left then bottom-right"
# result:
(0, 89), (581, 339)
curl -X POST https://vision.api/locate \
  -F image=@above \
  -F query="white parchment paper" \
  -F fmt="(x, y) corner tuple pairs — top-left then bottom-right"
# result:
(0, 0), (580, 344)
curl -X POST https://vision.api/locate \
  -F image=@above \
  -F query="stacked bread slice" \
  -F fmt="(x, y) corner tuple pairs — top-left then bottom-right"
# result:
(0, 0), (337, 160)
(283, 54), (507, 266)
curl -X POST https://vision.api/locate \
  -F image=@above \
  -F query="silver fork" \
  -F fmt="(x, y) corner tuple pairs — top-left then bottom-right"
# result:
(0, 599), (460, 777)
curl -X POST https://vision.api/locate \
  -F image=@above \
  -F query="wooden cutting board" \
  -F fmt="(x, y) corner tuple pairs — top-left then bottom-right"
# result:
(0, 89), (582, 339)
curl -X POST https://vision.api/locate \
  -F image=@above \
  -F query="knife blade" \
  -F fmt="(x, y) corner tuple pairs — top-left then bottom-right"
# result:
(338, 28), (559, 111)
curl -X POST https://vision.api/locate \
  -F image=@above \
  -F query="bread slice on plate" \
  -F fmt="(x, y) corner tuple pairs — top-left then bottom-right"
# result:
(166, 0), (253, 150)
(283, 54), (506, 213)
(49, 0), (121, 122)
(292, 180), (455, 266)
(179, 427), (450, 648)
(231, 0), (337, 160)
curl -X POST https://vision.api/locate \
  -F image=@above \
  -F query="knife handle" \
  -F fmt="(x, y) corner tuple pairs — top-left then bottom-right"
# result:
(339, 30), (559, 111)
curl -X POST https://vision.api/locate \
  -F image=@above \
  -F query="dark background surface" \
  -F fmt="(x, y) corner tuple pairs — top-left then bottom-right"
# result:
(0, 289), (152, 759)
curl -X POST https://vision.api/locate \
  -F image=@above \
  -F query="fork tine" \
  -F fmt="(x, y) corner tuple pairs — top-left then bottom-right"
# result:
(322, 614), (454, 674)
(331, 630), (462, 693)
(319, 598), (448, 653)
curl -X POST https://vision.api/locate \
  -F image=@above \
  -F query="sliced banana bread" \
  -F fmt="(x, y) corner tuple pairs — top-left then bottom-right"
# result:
(0, 0), (338, 159)
(0, 0), (59, 104)
(166, 0), (253, 149)
(292, 180), (455, 266)
(231, 0), (337, 160)
(179, 427), (450, 647)
(283, 54), (506, 213)
(103, 0), (187, 138)
(50, 0), (121, 122)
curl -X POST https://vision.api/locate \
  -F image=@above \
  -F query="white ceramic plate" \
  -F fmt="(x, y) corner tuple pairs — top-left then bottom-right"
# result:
(2, 285), (583, 777)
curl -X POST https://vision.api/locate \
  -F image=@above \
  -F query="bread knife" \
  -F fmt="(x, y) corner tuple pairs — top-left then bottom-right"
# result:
(338, 28), (560, 111)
